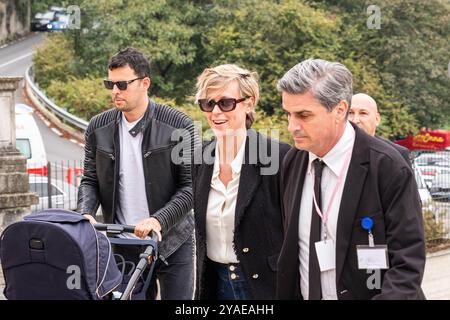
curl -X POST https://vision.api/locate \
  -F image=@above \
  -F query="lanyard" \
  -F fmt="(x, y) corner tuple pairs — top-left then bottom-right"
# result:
(312, 150), (352, 241)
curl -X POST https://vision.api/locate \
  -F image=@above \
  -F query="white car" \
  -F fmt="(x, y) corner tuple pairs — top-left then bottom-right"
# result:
(15, 104), (47, 175)
(29, 174), (78, 212)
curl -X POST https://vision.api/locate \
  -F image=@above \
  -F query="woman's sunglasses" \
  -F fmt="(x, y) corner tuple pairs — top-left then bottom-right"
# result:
(198, 97), (248, 112)
(103, 77), (145, 90)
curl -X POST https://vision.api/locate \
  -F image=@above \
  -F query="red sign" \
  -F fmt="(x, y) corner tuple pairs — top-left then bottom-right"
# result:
(395, 129), (450, 151)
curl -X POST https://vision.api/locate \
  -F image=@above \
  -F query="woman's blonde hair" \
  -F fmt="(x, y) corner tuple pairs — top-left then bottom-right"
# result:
(195, 64), (259, 129)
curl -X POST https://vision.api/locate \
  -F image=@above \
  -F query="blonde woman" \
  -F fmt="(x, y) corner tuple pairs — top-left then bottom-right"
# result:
(192, 64), (291, 300)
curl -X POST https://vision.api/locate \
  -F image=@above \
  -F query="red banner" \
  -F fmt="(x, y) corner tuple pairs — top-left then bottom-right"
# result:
(395, 129), (450, 151)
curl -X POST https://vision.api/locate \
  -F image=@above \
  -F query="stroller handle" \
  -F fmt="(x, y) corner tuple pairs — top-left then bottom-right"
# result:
(93, 223), (135, 234)
(93, 223), (159, 241)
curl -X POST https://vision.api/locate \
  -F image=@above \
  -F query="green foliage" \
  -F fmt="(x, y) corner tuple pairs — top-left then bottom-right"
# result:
(32, 0), (449, 139)
(312, 0), (450, 131)
(200, 0), (344, 115)
(32, 0), (53, 14)
(65, 0), (204, 102)
(45, 76), (112, 121)
(17, 0), (30, 25)
(252, 111), (292, 144)
(422, 205), (447, 247)
(33, 33), (75, 89)
(31, 0), (71, 15)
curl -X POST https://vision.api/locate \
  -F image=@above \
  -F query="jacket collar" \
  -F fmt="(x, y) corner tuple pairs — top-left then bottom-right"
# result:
(205, 129), (273, 168)
(307, 121), (355, 177)
(195, 129), (265, 239)
(234, 129), (262, 231)
(283, 123), (372, 287)
(335, 123), (371, 282)
(114, 99), (155, 136)
(212, 134), (247, 178)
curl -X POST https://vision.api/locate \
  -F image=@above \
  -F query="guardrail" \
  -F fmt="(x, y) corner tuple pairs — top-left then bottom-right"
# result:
(25, 66), (89, 131)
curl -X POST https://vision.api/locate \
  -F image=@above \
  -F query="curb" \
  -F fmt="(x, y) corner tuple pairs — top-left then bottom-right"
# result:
(426, 248), (450, 259)
(0, 32), (34, 49)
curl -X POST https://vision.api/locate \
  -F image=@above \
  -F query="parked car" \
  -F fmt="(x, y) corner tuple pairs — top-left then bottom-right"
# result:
(31, 10), (56, 31)
(414, 165), (436, 212)
(29, 174), (78, 212)
(413, 152), (450, 187)
(414, 152), (450, 166)
(46, 13), (70, 31)
(31, 7), (68, 32)
(414, 166), (432, 202)
(430, 171), (450, 202)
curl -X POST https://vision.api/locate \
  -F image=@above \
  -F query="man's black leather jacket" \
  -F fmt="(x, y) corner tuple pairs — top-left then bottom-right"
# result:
(77, 99), (198, 258)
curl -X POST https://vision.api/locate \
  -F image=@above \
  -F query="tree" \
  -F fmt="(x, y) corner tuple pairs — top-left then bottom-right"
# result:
(312, 0), (450, 130)
(64, 0), (204, 103)
(200, 0), (344, 115)
(33, 0), (448, 138)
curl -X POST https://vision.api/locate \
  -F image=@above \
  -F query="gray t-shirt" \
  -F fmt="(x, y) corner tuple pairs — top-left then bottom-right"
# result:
(115, 113), (150, 235)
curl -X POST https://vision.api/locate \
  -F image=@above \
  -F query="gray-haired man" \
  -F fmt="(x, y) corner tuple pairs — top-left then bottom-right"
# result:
(277, 59), (425, 300)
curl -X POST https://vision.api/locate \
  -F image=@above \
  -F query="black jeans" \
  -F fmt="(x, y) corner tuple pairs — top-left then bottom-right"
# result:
(113, 234), (194, 300)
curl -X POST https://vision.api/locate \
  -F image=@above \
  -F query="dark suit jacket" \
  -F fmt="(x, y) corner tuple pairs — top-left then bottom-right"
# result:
(277, 123), (426, 300)
(376, 135), (411, 167)
(193, 129), (291, 299)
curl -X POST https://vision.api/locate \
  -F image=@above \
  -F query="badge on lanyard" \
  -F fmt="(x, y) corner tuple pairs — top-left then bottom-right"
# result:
(315, 239), (336, 272)
(312, 152), (353, 273)
(356, 216), (389, 269)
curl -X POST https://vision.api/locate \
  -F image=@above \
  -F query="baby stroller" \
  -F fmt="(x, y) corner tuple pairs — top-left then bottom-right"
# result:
(0, 209), (158, 300)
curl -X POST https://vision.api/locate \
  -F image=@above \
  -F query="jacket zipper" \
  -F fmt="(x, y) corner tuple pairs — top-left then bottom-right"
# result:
(112, 125), (119, 221)
(97, 149), (115, 161)
(143, 143), (176, 158)
(142, 144), (173, 266)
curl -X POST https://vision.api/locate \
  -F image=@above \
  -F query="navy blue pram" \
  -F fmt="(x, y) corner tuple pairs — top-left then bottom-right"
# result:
(0, 209), (158, 300)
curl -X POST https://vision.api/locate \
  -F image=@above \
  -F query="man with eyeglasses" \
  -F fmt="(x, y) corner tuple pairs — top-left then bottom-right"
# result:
(77, 47), (198, 300)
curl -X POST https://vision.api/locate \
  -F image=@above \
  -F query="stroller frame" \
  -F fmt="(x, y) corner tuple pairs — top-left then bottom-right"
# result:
(94, 223), (159, 300)
(0, 210), (159, 300)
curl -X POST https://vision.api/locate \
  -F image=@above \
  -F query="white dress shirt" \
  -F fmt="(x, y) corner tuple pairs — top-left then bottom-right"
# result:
(206, 139), (246, 264)
(298, 121), (355, 300)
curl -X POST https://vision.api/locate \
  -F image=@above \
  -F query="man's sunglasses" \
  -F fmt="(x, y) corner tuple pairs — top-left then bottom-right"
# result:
(103, 77), (145, 90)
(198, 97), (248, 112)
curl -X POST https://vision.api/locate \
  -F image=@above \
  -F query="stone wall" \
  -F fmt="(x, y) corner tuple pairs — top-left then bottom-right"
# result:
(0, 0), (30, 46)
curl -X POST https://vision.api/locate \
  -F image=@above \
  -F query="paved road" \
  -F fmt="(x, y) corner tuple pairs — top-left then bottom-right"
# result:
(0, 33), (43, 77)
(33, 112), (85, 163)
(0, 33), (84, 163)
(422, 249), (450, 299)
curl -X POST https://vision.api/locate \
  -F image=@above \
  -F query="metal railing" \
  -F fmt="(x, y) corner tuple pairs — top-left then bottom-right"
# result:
(412, 150), (450, 242)
(25, 66), (89, 131)
(28, 161), (83, 212)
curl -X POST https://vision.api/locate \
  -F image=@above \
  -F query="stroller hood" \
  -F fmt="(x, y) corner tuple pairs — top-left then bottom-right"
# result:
(0, 209), (122, 299)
